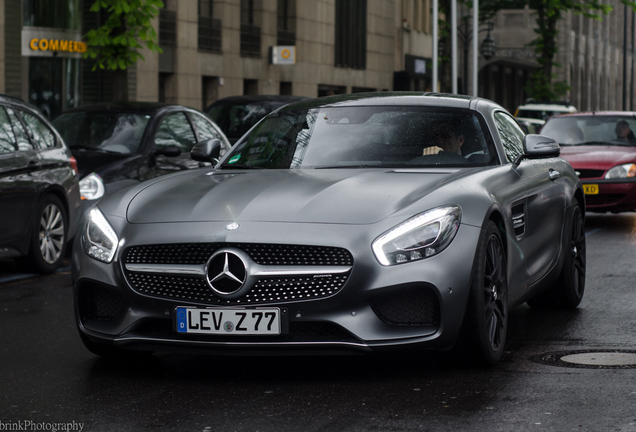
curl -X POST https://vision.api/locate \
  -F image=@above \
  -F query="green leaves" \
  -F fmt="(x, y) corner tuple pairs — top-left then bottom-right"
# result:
(83, 0), (164, 71)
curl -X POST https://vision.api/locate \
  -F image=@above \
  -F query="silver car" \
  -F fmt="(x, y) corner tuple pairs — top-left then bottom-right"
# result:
(72, 93), (586, 365)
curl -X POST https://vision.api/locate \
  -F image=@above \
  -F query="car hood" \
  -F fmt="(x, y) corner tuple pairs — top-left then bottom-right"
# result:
(126, 168), (469, 224)
(559, 145), (636, 169)
(72, 150), (134, 178)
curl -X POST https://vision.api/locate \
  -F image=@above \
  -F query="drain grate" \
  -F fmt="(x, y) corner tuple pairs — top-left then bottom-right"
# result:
(533, 350), (636, 369)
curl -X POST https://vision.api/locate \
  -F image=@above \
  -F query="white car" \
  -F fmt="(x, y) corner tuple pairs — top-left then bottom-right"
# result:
(515, 102), (577, 130)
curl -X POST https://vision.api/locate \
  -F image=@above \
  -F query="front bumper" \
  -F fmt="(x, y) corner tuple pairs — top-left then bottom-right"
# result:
(582, 179), (636, 212)
(72, 219), (482, 355)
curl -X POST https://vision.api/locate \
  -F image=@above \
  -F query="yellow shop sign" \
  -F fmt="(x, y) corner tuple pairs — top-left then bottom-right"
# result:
(29, 38), (87, 53)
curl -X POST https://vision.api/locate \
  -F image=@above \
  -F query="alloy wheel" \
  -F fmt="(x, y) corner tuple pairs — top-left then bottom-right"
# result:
(39, 203), (65, 264)
(483, 234), (507, 351)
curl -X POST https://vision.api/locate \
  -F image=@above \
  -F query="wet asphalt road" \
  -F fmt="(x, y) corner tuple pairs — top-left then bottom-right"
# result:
(1, 213), (636, 432)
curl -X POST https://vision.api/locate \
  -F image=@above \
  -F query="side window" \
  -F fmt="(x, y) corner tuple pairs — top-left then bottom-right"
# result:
(155, 112), (197, 152)
(494, 112), (525, 162)
(20, 111), (56, 148)
(0, 107), (17, 154)
(191, 113), (228, 156)
(6, 108), (34, 151)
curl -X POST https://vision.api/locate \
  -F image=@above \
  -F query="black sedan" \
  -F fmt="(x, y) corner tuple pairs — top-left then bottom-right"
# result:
(52, 102), (231, 214)
(0, 95), (80, 273)
(206, 95), (307, 144)
(72, 93), (586, 365)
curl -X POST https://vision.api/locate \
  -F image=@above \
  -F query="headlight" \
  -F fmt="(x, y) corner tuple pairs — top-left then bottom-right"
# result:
(80, 173), (105, 200)
(81, 208), (119, 263)
(605, 163), (636, 179)
(372, 206), (462, 266)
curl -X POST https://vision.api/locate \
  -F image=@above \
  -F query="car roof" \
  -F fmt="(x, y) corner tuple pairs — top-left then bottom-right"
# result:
(56, 102), (189, 116)
(208, 95), (308, 106)
(517, 103), (577, 111)
(278, 92), (478, 111)
(551, 111), (636, 118)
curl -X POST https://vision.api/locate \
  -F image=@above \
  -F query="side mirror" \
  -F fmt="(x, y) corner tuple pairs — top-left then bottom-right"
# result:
(514, 134), (560, 165)
(191, 138), (221, 163)
(155, 145), (181, 157)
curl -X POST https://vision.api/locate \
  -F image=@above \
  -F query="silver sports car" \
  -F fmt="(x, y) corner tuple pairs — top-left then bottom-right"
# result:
(72, 93), (586, 365)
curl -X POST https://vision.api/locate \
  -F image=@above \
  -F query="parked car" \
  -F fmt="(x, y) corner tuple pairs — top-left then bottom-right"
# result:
(0, 94), (80, 273)
(51, 103), (231, 216)
(542, 111), (636, 213)
(205, 95), (308, 144)
(515, 101), (577, 131)
(72, 92), (585, 365)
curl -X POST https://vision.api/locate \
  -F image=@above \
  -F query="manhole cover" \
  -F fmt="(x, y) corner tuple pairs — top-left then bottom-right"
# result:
(533, 350), (636, 369)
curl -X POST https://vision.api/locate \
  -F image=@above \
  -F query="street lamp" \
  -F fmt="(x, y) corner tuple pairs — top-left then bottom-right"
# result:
(457, 20), (496, 94)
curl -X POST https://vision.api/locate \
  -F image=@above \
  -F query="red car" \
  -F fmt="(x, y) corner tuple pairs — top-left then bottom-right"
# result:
(542, 112), (636, 212)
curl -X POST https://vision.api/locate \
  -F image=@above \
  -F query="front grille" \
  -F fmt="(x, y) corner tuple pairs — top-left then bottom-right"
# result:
(371, 288), (440, 327)
(126, 272), (349, 305)
(585, 193), (627, 206)
(130, 319), (360, 343)
(124, 243), (353, 266)
(577, 169), (605, 179)
(79, 284), (126, 321)
(123, 243), (353, 305)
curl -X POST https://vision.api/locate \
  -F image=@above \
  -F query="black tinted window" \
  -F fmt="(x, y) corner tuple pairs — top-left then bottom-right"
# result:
(155, 112), (197, 152)
(52, 111), (150, 154)
(6, 108), (34, 151)
(0, 107), (17, 154)
(20, 111), (55, 148)
(495, 112), (525, 162)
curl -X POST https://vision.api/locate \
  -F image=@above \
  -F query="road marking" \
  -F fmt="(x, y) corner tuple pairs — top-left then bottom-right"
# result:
(0, 265), (71, 284)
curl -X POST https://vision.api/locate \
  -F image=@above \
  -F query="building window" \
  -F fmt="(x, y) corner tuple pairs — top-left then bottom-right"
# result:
(335, 0), (367, 69)
(241, 0), (261, 57)
(244, 79), (258, 95)
(198, 0), (222, 52)
(159, 8), (176, 47)
(23, 0), (81, 30)
(280, 81), (292, 95)
(277, 0), (296, 45)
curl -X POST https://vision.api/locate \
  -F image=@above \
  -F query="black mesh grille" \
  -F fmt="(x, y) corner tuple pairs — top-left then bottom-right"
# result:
(124, 243), (353, 266)
(80, 284), (126, 321)
(126, 272), (349, 305)
(130, 319), (360, 343)
(577, 169), (605, 179)
(371, 288), (440, 327)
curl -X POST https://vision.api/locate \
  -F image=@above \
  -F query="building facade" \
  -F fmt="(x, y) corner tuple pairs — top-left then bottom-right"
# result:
(0, 0), (438, 115)
(476, 2), (636, 112)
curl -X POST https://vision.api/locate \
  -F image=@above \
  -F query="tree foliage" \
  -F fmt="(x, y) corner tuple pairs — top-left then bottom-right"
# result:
(84, 0), (164, 71)
(475, 0), (635, 101)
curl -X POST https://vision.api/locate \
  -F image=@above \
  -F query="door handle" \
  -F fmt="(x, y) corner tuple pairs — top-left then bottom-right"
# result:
(549, 169), (560, 181)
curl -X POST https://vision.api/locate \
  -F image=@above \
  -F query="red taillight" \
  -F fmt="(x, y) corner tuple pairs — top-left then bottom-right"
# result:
(70, 156), (79, 176)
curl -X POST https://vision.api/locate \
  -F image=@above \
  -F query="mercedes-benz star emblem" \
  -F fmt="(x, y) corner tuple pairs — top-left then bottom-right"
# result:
(225, 222), (239, 231)
(206, 250), (248, 297)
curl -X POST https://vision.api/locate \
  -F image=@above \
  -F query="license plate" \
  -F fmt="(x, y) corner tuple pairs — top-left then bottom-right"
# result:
(583, 184), (599, 195)
(175, 307), (281, 335)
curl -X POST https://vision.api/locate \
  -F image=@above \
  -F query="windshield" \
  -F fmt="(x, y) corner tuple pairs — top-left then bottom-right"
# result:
(208, 102), (283, 140)
(52, 111), (151, 154)
(541, 115), (636, 146)
(219, 107), (497, 169)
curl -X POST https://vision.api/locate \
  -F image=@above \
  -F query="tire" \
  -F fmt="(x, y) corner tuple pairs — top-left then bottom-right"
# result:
(19, 194), (68, 274)
(527, 199), (586, 309)
(457, 220), (508, 366)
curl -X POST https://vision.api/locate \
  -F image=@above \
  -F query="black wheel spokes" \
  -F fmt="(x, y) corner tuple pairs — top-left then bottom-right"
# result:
(483, 235), (506, 351)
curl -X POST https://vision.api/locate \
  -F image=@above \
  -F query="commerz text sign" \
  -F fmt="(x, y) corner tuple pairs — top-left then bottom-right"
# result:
(22, 27), (86, 58)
